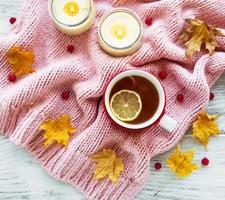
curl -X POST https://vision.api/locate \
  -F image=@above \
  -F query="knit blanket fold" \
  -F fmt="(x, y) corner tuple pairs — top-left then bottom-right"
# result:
(0, 0), (225, 199)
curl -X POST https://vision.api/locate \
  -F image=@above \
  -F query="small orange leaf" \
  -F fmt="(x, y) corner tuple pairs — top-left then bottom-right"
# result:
(178, 19), (225, 58)
(6, 46), (35, 76)
(91, 149), (124, 183)
(40, 114), (76, 146)
(166, 145), (199, 177)
(192, 111), (220, 147)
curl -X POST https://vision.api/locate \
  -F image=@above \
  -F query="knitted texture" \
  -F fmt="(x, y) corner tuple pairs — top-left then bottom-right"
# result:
(0, 0), (225, 199)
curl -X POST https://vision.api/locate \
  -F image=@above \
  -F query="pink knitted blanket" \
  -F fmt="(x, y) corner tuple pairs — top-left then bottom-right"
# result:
(0, 0), (225, 199)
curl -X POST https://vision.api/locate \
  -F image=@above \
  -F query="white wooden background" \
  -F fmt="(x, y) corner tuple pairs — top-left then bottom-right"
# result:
(0, 1), (225, 200)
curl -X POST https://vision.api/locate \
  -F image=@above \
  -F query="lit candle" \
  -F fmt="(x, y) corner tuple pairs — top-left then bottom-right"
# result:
(98, 8), (143, 57)
(48, 0), (96, 35)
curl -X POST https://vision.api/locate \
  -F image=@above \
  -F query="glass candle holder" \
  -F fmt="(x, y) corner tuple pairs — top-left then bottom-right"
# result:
(98, 8), (143, 57)
(48, 0), (96, 35)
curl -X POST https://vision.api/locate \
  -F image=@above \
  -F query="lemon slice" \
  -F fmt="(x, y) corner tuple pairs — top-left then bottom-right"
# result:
(110, 89), (142, 122)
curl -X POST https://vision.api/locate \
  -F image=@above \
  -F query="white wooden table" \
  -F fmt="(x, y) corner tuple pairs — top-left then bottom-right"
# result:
(0, 1), (225, 199)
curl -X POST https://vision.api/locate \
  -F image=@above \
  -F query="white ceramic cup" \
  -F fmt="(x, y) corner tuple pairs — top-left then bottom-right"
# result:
(104, 70), (177, 132)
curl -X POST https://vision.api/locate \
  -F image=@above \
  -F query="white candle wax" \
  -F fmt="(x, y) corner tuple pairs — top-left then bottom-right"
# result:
(98, 8), (143, 56)
(49, 0), (95, 35)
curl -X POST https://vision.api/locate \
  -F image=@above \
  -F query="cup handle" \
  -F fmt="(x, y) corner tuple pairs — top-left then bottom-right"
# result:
(159, 114), (177, 132)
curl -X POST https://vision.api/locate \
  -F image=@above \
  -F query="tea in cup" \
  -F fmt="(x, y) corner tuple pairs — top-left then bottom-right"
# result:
(104, 70), (177, 131)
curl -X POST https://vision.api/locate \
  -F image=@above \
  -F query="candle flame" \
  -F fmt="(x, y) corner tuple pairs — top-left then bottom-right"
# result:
(70, 6), (75, 13)
(64, 2), (79, 16)
(111, 23), (127, 40)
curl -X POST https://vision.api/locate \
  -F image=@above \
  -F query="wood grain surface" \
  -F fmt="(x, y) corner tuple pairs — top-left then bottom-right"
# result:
(0, 1), (225, 199)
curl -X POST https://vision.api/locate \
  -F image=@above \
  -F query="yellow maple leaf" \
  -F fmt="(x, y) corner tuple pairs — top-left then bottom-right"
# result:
(91, 149), (124, 182)
(40, 114), (76, 146)
(6, 46), (35, 76)
(179, 19), (225, 58)
(192, 111), (220, 147)
(166, 145), (199, 177)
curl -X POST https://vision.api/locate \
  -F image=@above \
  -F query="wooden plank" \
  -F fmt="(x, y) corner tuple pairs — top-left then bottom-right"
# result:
(0, 0), (24, 35)
(208, 74), (225, 117)
(0, 135), (225, 200)
(0, 136), (86, 200)
(137, 135), (225, 200)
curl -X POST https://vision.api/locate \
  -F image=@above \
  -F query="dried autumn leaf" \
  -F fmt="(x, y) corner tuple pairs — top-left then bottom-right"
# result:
(192, 111), (220, 147)
(179, 19), (225, 58)
(6, 46), (35, 76)
(166, 145), (199, 177)
(40, 114), (76, 146)
(91, 149), (124, 182)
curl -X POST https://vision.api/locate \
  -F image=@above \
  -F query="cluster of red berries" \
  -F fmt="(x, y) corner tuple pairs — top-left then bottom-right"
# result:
(8, 73), (17, 82)
(145, 17), (153, 26)
(154, 157), (209, 170)
(158, 70), (215, 103)
(61, 91), (70, 100)
(201, 157), (209, 166)
(8, 16), (216, 106)
(67, 45), (75, 53)
(9, 17), (16, 24)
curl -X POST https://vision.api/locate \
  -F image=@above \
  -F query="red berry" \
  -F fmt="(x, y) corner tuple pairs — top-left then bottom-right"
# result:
(67, 45), (75, 53)
(8, 73), (17, 82)
(145, 17), (153, 26)
(177, 94), (184, 103)
(210, 92), (215, 100)
(202, 157), (209, 166)
(154, 162), (162, 170)
(61, 91), (70, 100)
(159, 71), (168, 80)
(9, 17), (16, 24)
